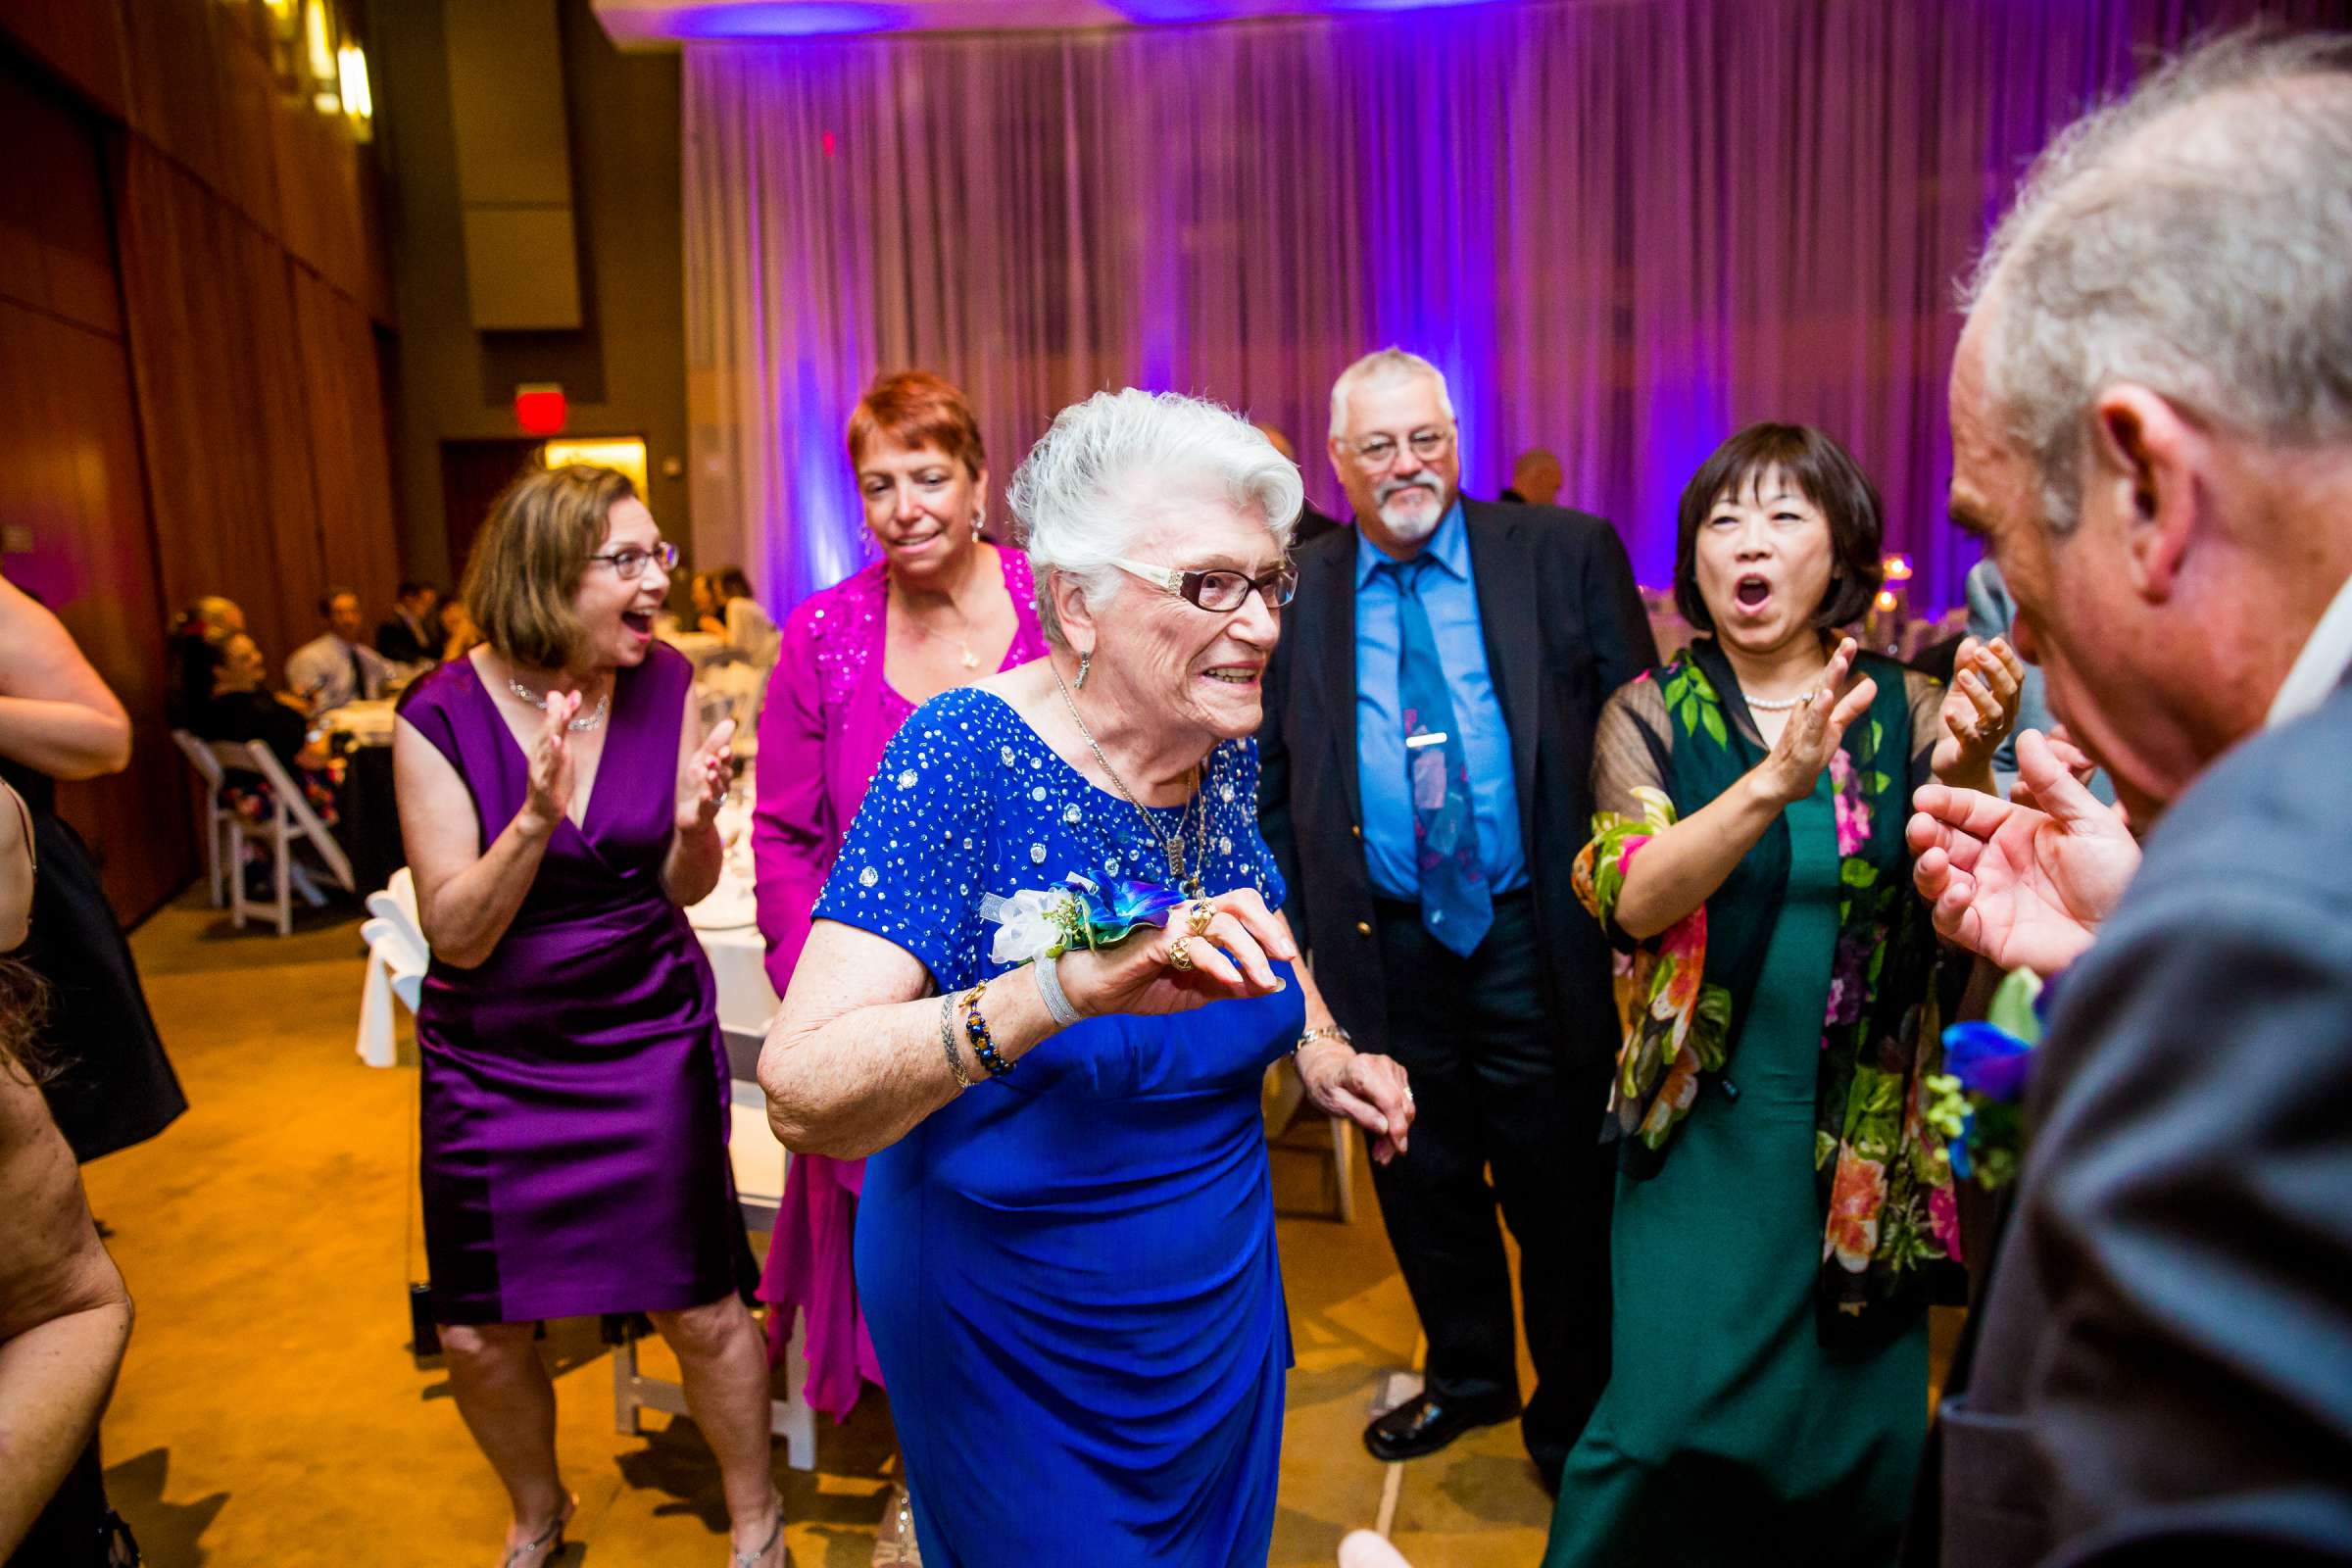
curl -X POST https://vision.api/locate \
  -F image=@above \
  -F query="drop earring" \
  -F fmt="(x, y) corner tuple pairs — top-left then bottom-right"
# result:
(971, 503), (986, 541)
(1076, 653), (1091, 690)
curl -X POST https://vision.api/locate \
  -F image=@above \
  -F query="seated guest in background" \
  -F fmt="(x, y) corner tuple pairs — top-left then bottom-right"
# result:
(760, 390), (1412, 1566)
(164, 596), (247, 726)
(1906, 31), (2352, 1565)
(0, 791), (139, 1568)
(182, 631), (341, 832)
(1544, 423), (2021, 1566)
(0, 573), (185, 1169)
(1259, 348), (1653, 1484)
(1498, 446), (1563, 507)
(689, 570), (727, 636)
(284, 587), (391, 714)
(1253, 421), (1344, 544)
(374, 581), (441, 666)
(394, 465), (778, 1568)
(750, 368), (1047, 1550)
(437, 597), (481, 662)
(707, 565), (781, 666)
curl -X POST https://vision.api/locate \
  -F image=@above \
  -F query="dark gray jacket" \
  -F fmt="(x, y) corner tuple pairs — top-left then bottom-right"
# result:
(1934, 677), (2352, 1565)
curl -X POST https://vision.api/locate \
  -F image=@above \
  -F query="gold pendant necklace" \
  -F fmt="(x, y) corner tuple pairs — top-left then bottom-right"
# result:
(1053, 662), (1206, 895)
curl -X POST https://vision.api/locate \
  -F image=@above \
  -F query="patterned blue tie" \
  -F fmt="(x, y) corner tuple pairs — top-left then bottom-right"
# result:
(1385, 557), (1493, 957)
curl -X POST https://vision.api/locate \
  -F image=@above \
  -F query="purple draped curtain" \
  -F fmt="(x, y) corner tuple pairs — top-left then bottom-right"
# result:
(683, 0), (2332, 615)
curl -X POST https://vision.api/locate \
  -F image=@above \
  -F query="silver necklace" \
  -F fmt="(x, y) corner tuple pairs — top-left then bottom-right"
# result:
(508, 676), (610, 732)
(1052, 662), (1206, 894)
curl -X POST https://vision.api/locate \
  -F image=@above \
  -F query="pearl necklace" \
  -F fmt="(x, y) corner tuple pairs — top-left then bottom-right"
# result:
(1743, 691), (1812, 712)
(508, 677), (610, 732)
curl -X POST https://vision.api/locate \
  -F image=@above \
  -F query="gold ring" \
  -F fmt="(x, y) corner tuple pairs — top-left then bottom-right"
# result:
(1187, 899), (1216, 937)
(1168, 936), (1196, 972)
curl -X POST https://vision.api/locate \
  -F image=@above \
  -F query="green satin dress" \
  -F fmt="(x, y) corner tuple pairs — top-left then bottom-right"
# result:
(1543, 771), (1929, 1567)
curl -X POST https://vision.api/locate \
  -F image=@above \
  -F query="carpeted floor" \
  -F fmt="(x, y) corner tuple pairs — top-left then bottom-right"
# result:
(78, 889), (1558, 1567)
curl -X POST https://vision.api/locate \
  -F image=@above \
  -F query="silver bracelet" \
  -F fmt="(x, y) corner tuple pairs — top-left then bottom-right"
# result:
(939, 991), (971, 1089)
(1033, 951), (1084, 1029)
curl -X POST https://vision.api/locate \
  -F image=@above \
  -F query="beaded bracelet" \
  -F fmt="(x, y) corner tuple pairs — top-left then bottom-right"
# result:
(939, 990), (971, 1089)
(961, 979), (1016, 1078)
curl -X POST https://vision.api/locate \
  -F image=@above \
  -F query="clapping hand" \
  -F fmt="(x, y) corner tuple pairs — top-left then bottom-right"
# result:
(518, 689), (581, 837)
(1907, 729), (2141, 974)
(1752, 637), (1878, 808)
(1932, 636), (2027, 786)
(677, 718), (736, 833)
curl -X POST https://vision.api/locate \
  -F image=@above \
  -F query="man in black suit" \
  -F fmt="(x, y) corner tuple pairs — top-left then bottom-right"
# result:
(1259, 349), (1654, 1484)
(1906, 31), (2352, 1565)
(375, 581), (440, 665)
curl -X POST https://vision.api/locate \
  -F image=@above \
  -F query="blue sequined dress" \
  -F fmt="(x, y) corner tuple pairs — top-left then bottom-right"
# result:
(812, 688), (1304, 1567)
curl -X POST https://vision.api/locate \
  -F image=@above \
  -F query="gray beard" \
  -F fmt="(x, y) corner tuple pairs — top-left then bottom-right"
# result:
(1376, 479), (1446, 541)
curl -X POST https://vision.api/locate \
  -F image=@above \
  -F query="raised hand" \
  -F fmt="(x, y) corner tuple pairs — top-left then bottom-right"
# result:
(1906, 729), (2141, 974)
(1297, 1043), (1415, 1163)
(518, 689), (581, 836)
(676, 717), (736, 833)
(1058, 886), (1297, 1020)
(1932, 635), (2027, 785)
(1753, 637), (1878, 808)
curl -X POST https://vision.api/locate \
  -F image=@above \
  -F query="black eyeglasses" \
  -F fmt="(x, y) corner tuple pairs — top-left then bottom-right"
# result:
(589, 541), (679, 580)
(1113, 558), (1298, 612)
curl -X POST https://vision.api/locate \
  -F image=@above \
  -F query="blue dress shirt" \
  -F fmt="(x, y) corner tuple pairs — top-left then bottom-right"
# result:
(1354, 502), (1527, 902)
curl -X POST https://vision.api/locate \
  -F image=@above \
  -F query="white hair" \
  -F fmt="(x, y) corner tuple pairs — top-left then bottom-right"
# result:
(1967, 27), (2352, 533)
(1009, 389), (1303, 649)
(1328, 348), (1456, 444)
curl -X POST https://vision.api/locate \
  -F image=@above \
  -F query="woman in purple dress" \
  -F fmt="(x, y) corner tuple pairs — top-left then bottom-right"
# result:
(394, 466), (782, 1568)
(751, 372), (1047, 1446)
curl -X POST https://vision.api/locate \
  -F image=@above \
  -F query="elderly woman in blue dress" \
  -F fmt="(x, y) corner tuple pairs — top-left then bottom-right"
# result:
(760, 390), (1415, 1566)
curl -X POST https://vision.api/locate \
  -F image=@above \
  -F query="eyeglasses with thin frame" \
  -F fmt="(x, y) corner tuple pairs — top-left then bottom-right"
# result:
(589, 541), (680, 580)
(1113, 558), (1298, 612)
(1349, 428), (1454, 471)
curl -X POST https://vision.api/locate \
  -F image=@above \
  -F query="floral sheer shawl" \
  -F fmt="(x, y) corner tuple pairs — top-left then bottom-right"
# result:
(1571, 638), (1965, 1342)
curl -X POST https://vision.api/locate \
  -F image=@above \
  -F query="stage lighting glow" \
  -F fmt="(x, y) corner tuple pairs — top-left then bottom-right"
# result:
(664, 3), (908, 36)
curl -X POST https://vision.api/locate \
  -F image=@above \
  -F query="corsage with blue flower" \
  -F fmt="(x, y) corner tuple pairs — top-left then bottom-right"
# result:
(982, 873), (1190, 966)
(1923, 967), (2044, 1191)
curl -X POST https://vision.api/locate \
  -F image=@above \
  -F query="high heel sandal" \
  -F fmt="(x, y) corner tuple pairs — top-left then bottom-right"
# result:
(731, 1491), (787, 1568)
(500, 1493), (576, 1568)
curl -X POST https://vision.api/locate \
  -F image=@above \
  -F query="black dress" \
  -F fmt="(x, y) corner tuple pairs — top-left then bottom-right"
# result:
(0, 757), (185, 1163)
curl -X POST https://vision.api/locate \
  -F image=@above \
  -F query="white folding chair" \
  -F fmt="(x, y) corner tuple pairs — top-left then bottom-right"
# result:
(612, 1018), (816, 1471)
(171, 729), (233, 907)
(207, 741), (356, 934)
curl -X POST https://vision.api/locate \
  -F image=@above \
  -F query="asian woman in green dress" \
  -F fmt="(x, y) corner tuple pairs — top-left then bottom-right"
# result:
(1544, 424), (2024, 1565)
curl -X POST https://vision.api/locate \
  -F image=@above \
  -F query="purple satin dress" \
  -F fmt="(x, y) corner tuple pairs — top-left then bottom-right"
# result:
(401, 644), (756, 1325)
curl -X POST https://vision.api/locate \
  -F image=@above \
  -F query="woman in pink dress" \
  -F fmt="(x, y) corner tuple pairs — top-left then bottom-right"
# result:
(751, 371), (1047, 1472)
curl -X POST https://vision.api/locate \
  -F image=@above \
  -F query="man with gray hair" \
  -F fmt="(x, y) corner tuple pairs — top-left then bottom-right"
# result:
(1904, 29), (2352, 1564)
(1259, 348), (1653, 1484)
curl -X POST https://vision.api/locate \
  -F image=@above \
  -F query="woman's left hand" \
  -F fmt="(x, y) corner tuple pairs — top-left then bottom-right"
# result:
(676, 717), (735, 833)
(1932, 635), (2026, 785)
(1297, 1041), (1414, 1163)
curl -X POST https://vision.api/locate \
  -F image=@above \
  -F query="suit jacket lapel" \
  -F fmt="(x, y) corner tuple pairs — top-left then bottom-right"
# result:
(1309, 537), (1363, 822)
(1466, 503), (1540, 842)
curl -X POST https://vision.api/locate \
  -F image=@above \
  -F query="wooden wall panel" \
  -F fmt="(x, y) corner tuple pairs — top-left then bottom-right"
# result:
(0, 58), (120, 333)
(120, 0), (225, 197)
(294, 267), (399, 611)
(0, 0), (130, 119)
(117, 144), (329, 666)
(0, 307), (188, 923)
